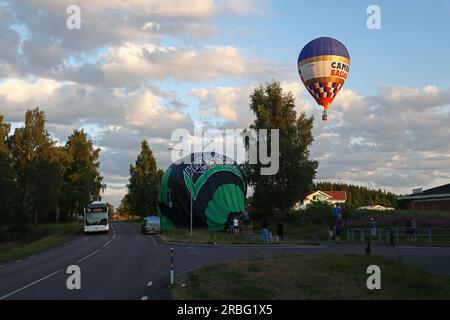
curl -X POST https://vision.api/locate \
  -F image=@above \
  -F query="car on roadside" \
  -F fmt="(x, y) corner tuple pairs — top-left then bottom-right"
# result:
(141, 215), (162, 235)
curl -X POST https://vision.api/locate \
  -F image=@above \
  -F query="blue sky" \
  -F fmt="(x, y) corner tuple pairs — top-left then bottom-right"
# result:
(210, 0), (450, 94)
(1, 0), (450, 206)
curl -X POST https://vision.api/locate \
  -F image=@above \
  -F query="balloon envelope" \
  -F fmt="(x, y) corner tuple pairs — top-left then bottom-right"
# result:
(158, 152), (247, 231)
(298, 37), (350, 111)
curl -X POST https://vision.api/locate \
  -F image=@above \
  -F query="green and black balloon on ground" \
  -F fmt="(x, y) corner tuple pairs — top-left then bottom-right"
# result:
(158, 152), (247, 231)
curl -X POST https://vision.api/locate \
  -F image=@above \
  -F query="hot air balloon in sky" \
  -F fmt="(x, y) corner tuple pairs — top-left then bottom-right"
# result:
(298, 37), (350, 121)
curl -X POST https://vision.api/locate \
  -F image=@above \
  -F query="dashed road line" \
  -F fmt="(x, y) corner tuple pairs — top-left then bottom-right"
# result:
(147, 281), (153, 287)
(0, 269), (63, 300)
(141, 296), (149, 300)
(149, 235), (157, 245)
(77, 249), (101, 263)
(1, 225), (117, 299)
(30, 255), (36, 259)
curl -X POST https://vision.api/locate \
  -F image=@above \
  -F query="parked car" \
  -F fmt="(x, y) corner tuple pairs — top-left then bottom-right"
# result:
(141, 215), (162, 234)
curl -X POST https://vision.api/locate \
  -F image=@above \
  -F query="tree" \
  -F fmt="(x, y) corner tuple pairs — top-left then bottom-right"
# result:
(244, 81), (318, 218)
(126, 140), (163, 217)
(8, 109), (59, 227)
(0, 115), (17, 229)
(62, 130), (105, 221)
(117, 194), (132, 218)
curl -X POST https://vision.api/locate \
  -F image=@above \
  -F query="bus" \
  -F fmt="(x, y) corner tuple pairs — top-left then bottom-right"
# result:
(84, 201), (110, 234)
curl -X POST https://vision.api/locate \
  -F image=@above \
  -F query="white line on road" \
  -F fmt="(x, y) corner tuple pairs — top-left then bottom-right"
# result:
(396, 246), (450, 250)
(0, 269), (63, 300)
(30, 255), (36, 258)
(149, 235), (157, 245)
(147, 281), (153, 287)
(102, 240), (112, 248)
(16, 260), (21, 263)
(77, 249), (101, 263)
(141, 296), (148, 300)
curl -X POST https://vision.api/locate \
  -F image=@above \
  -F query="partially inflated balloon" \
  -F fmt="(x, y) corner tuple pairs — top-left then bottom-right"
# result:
(298, 37), (350, 120)
(158, 152), (247, 231)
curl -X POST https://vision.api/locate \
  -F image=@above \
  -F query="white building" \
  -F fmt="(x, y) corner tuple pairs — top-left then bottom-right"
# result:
(294, 190), (347, 210)
(358, 205), (395, 211)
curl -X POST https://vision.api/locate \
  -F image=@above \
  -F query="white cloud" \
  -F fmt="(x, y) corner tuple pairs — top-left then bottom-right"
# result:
(310, 85), (450, 194)
(0, 78), (61, 104)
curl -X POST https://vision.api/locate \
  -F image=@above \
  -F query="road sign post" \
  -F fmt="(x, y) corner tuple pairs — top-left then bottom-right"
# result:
(170, 247), (175, 286)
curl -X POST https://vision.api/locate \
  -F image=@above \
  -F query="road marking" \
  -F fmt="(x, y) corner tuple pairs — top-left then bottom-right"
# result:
(141, 296), (148, 300)
(16, 260), (22, 263)
(396, 246), (450, 250)
(102, 240), (112, 248)
(149, 235), (157, 245)
(0, 269), (63, 300)
(147, 281), (153, 287)
(77, 249), (101, 263)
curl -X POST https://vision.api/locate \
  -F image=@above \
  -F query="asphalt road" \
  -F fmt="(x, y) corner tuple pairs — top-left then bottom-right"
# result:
(1, 222), (450, 300)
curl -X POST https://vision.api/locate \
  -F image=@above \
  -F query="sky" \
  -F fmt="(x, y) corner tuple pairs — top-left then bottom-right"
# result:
(1, 0), (450, 207)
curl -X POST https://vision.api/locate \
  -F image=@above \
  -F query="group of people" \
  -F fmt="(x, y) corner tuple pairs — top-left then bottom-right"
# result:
(328, 205), (344, 243)
(226, 210), (285, 242)
(226, 208), (251, 237)
(328, 213), (344, 243)
(260, 218), (284, 242)
(368, 217), (418, 242)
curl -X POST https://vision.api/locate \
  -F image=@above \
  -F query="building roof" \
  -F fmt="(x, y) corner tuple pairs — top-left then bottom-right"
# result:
(398, 183), (450, 200)
(305, 190), (347, 201)
(322, 191), (347, 201)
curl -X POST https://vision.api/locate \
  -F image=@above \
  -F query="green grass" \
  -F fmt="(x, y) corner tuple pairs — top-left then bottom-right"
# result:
(160, 227), (317, 245)
(0, 222), (82, 263)
(174, 254), (450, 300)
(161, 228), (267, 245)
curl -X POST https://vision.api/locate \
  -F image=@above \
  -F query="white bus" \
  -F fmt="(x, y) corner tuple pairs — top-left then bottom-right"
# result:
(84, 201), (110, 234)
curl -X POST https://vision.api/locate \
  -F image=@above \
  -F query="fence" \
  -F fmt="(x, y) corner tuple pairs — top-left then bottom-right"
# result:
(346, 227), (450, 244)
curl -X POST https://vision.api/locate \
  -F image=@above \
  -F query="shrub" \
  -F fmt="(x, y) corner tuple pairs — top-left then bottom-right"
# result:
(299, 201), (334, 225)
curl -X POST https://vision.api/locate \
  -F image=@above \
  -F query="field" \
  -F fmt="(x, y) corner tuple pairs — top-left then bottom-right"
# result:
(174, 254), (450, 300)
(0, 222), (82, 263)
(158, 208), (450, 245)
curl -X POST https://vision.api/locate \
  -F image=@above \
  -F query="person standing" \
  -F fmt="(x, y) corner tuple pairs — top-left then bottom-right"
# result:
(370, 217), (377, 240)
(261, 218), (270, 242)
(328, 223), (334, 242)
(277, 219), (284, 242)
(335, 214), (343, 244)
(411, 219), (418, 241)
(233, 216), (240, 237)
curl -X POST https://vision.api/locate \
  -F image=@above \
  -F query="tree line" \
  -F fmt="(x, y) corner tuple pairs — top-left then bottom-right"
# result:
(0, 109), (104, 232)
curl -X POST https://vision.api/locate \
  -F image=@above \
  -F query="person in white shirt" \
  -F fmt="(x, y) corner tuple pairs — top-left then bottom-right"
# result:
(232, 217), (240, 237)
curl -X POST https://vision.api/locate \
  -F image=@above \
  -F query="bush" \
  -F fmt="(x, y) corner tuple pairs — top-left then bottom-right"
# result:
(299, 201), (335, 225)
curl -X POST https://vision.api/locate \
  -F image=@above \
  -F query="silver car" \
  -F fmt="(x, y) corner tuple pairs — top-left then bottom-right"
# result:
(141, 216), (162, 234)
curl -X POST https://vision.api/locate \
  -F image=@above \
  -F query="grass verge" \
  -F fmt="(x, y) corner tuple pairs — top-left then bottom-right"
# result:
(174, 254), (450, 300)
(0, 222), (82, 263)
(159, 228), (316, 245)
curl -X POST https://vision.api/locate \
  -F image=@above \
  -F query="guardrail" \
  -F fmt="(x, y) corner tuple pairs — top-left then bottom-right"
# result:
(346, 227), (450, 244)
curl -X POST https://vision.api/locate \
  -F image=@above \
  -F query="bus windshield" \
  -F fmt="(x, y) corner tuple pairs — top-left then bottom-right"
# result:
(85, 206), (108, 226)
